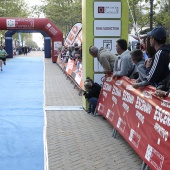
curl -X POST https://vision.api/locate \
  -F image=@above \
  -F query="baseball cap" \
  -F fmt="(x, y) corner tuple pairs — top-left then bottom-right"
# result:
(147, 26), (166, 40)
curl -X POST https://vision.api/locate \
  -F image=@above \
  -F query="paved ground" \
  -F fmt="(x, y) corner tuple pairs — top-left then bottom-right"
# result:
(41, 52), (143, 170)
(15, 51), (143, 170)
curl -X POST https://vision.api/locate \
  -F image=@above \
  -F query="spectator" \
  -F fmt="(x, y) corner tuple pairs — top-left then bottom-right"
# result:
(145, 35), (156, 59)
(23, 46), (28, 55)
(89, 46), (116, 74)
(83, 78), (101, 115)
(130, 49), (150, 88)
(0, 45), (8, 65)
(65, 46), (73, 63)
(135, 42), (141, 49)
(74, 54), (82, 73)
(146, 26), (170, 86)
(113, 39), (137, 79)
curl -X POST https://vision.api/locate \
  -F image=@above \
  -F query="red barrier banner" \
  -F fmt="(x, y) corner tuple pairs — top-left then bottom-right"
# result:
(96, 75), (170, 170)
(66, 59), (75, 75)
(75, 63), (83, 88)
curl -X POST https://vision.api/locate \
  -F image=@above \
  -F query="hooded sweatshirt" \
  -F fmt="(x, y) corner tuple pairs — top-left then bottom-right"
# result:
(146, 45), (170, 85)
(97, 48), (116, 72)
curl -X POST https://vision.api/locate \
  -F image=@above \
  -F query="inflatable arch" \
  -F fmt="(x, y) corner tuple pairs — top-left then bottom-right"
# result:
(0, 17), (63, 63)
(5, 30), (51, 59)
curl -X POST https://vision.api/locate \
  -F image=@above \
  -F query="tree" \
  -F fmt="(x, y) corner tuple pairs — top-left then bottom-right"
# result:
(42, 0), (82, 36)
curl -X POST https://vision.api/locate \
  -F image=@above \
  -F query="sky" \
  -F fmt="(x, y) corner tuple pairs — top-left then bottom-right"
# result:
(25, 0), (44, 48)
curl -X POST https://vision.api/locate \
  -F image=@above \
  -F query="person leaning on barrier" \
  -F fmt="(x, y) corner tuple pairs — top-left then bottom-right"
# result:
(83, 78), (101, 115)
(89, 46), (116, 74)
(130, 49), (150, 89)
(113, 39), (138, 79)
(146, 26), (170, 86)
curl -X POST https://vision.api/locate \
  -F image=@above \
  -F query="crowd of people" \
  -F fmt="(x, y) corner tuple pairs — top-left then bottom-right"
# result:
(60, 26), (170, 114)
(87, 26), (170, 113)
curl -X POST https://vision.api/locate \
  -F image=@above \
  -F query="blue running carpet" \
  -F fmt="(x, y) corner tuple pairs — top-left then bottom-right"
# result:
(0, 57), (44, 170)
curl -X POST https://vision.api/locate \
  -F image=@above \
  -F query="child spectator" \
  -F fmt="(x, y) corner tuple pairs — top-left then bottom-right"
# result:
(130, 49), (150, 88)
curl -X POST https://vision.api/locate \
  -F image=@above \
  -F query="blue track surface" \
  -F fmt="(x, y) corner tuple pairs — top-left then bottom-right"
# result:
(0, 57), (44, 170)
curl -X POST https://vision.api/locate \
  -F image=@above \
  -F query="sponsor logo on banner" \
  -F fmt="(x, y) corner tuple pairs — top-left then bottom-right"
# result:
(129, 129), (141, 148)
(122, 102), (129, 113)
(117, 117), (126, 133)
(94, 20), (121, 36)
(126, 85), (135, 91)
(161, 100), (170, 108)
(94, 38), (118, 54)
(106, 109), (114, 121)
(74, 29), (82, 46)
(154, 122), (168, 142)
(145, 144), (164, 170)
(54, 41), (62, 50)
(45, 23), (58, 35)
(6, 19), (34, 29)
(64, 23), (82, 46)
(112, 85), (121, 97)
(103, 40), (112, 51)
(136, 110), (144, 124)
(98, 103), (105, 113)
(135, 96), (152, 114)
(115, 80), (123, 86)
(66, 60), (74, 72)
(122, 90), (135, 104)
(94, 2), (121, 18)
(102, 91), (108, 98)
(141, 90), (152, 99)
(103, 82), (112, 92)
(106, 76), (113, 82)
(153, 105), (170, 126)
(112, 95), (117, 104)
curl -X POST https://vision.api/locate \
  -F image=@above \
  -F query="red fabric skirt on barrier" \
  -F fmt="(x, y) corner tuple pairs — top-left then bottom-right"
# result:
(96, 75), (170, 170)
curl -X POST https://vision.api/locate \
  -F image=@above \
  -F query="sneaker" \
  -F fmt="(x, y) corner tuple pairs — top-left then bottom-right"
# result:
(86, 110), (91, 114)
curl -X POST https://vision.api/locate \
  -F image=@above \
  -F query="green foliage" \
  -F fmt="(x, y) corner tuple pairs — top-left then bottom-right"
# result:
(128, 0), (169, 33)
(0, 0), (29, 17)
(42, 0), (82, 36)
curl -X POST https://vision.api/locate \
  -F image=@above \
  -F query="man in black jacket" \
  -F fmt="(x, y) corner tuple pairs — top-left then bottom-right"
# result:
(83, 79), (101, 114)
(146, 26), (170, 86)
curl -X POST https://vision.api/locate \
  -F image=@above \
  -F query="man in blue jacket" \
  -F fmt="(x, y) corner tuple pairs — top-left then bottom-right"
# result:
(146, 26), (170, 86)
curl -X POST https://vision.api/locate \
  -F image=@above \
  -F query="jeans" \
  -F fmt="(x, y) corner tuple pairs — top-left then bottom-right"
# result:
(87, 97), (98, 113)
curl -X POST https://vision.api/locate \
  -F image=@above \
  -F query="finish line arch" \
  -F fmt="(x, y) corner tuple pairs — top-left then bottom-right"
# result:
(5, 30), (51, 59)
(0, 17), (63, 63)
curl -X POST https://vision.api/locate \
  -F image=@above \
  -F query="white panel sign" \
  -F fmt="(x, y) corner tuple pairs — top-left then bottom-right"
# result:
(94, 74), (105, 86)
(94, 2), (121, 18)
(94, 38), (119, 54)
(54, 41), (62, 50)
(94, 58), (103, 72)
(94, 20), (121, 36)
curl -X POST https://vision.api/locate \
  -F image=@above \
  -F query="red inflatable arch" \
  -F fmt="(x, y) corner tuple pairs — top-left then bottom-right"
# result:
(0, 17), (63, 62)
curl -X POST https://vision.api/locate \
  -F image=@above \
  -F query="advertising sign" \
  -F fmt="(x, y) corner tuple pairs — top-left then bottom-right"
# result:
(94, 38), (118, 54)
(6, 19), (34, 29)
(96, 75), (170, 170)
(94, 20), (121, 36)
(94, 2), (121, 18)
(64, 23), (82, 47)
